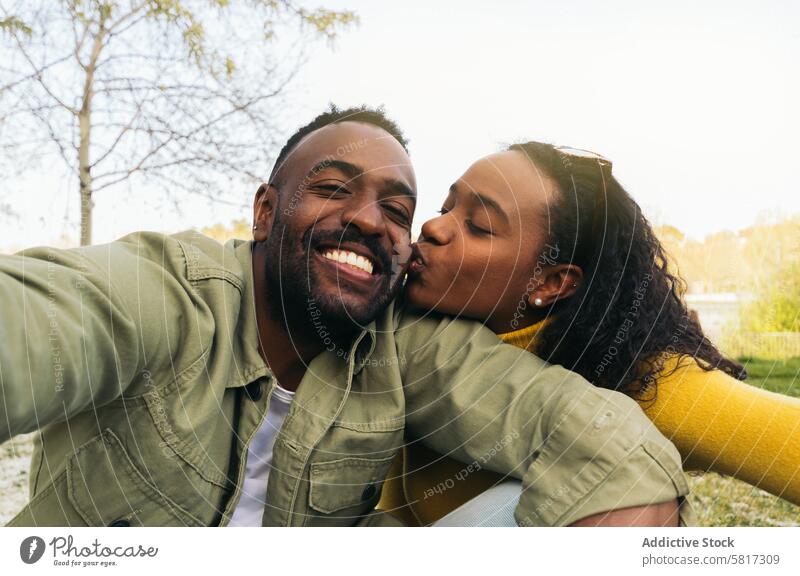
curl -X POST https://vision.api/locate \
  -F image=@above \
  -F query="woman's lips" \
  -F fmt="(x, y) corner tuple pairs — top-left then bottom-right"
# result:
(408, 244), (427, 275)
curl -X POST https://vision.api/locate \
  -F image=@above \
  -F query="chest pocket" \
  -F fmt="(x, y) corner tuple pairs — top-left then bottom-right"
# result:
(66, 429), (204, 527)
(308, 454), (397, 516)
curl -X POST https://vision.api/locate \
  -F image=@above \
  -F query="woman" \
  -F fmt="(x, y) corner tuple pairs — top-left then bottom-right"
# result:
(378, 141), (800, 526)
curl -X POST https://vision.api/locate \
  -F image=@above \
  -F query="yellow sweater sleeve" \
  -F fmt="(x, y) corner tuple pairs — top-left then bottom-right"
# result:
(635, 357), (800, 505)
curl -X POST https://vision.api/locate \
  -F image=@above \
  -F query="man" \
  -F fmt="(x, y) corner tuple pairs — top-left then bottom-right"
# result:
(0, 106), (691, 527)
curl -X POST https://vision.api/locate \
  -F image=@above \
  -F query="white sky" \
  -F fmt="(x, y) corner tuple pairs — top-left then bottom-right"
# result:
(2, 0), (798, 251)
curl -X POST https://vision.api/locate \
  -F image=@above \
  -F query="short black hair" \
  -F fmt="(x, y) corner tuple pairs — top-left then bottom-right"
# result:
(268, 104), (409, 187)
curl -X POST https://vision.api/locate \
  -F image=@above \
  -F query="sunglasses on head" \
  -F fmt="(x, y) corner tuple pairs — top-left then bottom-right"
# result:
(554, 146), (613, 172)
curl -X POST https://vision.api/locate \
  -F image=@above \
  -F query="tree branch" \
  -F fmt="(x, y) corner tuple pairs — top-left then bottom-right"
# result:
(9, 31), (78, 114)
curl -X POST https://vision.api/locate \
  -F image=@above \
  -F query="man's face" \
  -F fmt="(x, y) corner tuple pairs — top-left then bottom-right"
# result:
(258, 121), (416, 336)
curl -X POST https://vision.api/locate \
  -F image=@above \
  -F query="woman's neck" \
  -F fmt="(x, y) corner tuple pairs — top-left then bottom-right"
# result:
(489, 305), (549, 334)
(497, 318), (549, 352)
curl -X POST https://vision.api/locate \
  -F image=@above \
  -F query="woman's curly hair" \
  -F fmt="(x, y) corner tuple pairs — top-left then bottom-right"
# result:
(508, 141), (746, 397)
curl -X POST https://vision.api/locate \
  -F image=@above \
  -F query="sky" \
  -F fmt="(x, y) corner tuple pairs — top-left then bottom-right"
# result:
(2, 0), (798, 251)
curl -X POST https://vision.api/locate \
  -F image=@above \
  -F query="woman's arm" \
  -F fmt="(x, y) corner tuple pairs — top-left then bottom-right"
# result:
(636, 357), (800, 505)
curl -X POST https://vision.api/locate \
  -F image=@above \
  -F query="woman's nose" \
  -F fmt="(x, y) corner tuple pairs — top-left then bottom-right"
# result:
(419, 213), (453, 245)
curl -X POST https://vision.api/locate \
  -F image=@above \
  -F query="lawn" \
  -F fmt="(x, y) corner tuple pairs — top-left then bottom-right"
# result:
(688, 471), (800, 526)
(0, 432), (34, 525)
(738, 356), (800, 397)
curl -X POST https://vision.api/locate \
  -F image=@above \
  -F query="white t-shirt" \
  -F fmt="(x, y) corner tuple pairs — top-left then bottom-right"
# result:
(228, 382), (295, 527)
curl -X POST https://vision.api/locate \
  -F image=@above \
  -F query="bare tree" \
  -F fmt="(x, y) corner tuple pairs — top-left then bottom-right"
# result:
(1, 1), (356, 245)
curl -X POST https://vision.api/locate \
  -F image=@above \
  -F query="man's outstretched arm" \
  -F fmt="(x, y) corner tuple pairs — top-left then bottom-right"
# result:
(0, 232), (192, 442)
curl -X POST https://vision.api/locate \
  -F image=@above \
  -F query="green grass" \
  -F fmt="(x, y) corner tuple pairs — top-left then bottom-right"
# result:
(0, 432), (34, 524)
(737, 356), (800, 397)
(684, 357), (799, 526)
(688, 472), (800, 527)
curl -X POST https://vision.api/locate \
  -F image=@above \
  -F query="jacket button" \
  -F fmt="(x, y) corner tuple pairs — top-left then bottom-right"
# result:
(361, 483), (378, 501)
(109, 518), (130, 527)
(245, 380), (263, 402)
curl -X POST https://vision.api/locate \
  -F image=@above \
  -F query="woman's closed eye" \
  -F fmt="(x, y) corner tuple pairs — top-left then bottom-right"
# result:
(437, 206), (492, 235)
(466, 219), (492, 235)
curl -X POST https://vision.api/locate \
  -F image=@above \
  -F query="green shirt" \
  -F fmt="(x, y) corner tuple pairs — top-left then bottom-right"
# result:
(0, 230), (693, 526)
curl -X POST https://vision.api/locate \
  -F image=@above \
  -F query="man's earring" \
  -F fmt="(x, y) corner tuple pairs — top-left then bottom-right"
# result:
(253, 224), (258, 231)
(534, 297), (543, 307)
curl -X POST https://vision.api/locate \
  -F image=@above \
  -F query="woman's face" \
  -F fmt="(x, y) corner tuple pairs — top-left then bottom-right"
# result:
(406, 150), (558, 333)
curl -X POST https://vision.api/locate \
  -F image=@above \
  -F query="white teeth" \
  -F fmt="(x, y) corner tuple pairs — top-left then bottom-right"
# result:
(321, 249), (374, 275)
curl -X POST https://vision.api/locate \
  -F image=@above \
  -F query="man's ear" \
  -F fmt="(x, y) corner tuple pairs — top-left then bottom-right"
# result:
(527, 264), (584, 308)
(253, 183), (279, 242)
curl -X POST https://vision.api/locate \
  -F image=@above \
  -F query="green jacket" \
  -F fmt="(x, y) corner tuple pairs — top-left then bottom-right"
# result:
(0, 230), (692, 527)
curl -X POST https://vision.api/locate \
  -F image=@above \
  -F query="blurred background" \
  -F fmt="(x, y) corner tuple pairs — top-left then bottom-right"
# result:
(1, 0), (798, 526)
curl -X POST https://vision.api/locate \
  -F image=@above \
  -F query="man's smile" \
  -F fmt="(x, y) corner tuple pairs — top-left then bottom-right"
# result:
(321, 248), (374, 274)
(312, 240), (385, 291)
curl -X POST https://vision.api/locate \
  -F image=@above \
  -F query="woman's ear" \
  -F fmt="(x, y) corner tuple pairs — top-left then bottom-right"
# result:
(252, 183), (279, 242)
(527, 264), (583, 308)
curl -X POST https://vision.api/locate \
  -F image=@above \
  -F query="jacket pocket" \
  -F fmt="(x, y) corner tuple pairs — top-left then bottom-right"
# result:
(308, 455), (396, 515)
(66, 428), (204, 526)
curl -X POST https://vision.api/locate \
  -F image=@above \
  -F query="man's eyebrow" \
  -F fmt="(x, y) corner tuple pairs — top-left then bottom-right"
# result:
(307, 159), (364, 180)
(449, 183), (508, 223)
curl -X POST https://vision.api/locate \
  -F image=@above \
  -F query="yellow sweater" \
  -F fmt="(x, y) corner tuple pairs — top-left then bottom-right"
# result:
(378, 322), (800, 526)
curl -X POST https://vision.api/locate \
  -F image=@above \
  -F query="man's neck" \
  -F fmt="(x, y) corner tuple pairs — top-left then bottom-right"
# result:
(252, 244), (325, 392)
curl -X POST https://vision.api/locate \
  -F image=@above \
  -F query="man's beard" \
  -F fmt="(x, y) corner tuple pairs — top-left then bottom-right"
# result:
(262, 214), (399, 347)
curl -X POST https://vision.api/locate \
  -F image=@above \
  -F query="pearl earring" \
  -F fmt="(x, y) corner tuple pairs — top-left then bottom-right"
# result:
(252, 225), (258, 230)
(534, 297), (543, 307)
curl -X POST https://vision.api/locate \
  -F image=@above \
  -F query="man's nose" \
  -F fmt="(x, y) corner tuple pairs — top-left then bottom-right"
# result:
(419, 213), (453, 245)
(341, 197), (386, 237)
